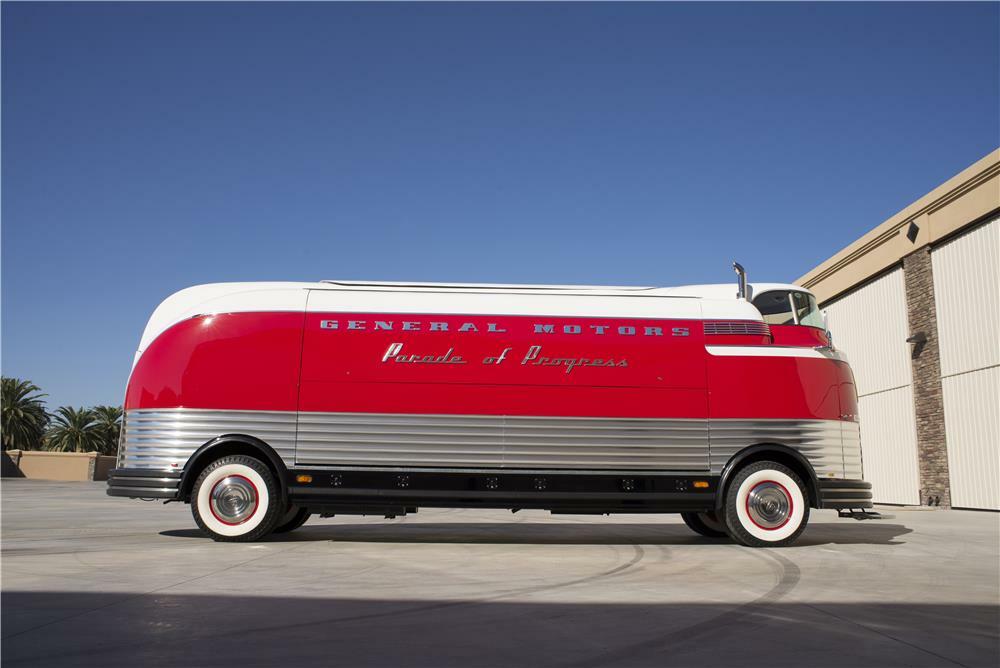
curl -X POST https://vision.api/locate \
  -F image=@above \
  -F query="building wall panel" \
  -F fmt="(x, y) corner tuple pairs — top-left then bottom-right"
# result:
(856, 387), (921, 505)
(823, 267), (919, 504)
(823, 268), (913, 396)
(941, 367), (1000, 510)
(932, 217), (1000, 510)
(931, 217), (999, 377)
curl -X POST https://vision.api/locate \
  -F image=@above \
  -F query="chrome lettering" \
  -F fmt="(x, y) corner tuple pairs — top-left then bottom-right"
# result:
(382, 343), (403, 362)
(520, 345), (628, 374)
(323, 319), (675, 337)
(483, 347), (513, 365)
(521, 345), (542, 364)
(382, 343), (465, 365)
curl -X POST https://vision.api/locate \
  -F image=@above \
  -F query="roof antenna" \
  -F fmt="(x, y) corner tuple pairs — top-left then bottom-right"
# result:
(733, 262), (748, 300)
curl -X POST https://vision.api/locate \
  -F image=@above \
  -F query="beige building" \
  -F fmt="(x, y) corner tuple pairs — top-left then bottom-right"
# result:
(797, 149), (999, 510)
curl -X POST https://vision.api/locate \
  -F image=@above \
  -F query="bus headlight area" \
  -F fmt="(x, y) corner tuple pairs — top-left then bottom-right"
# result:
(3, 478), (997, 668)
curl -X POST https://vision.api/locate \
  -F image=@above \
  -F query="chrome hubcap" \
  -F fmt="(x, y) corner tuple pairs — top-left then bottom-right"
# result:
(747, 482), (791, 529)
(210, 476), (257, 524)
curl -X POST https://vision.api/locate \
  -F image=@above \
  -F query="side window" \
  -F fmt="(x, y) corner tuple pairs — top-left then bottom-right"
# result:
(753, 291), (795, 325)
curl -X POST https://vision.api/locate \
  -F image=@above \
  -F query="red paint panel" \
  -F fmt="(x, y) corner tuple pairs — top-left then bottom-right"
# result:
(297, 383), (706, 419)
(126, 313), (304, 410)
(769, 325), (829, 348)
(838, 364), (859, 421)
(299, 313), (708, 418)
(706, 355), (846, 420)
(127, 310), (856, 423)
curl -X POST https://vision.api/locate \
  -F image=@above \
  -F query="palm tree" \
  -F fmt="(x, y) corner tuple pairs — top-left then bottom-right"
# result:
(91, 405), (124, 455)
(2, 377), (49, 450)
(44, 407), (103, 453)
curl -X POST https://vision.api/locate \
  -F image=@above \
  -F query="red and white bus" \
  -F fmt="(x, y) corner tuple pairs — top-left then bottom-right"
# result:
(108, 266), (874, 546)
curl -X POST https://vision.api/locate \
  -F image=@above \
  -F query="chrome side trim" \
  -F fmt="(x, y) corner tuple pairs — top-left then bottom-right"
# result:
(708, 419), (845, 479)
(297, 412), (710, 470)
(120, 408), (850, 480)
(705, 346), (849, 362)
(119, 409), (296, 470)
(841, 420), (863, 480)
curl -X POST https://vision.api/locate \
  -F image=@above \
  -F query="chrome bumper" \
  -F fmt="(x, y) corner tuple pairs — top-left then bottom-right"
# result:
(819, 479), (873, 509)
(106, 468), (182, 500)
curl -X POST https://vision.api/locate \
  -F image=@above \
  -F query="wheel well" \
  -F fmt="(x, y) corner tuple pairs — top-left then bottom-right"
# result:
(179, 437), (288, 502)
(717, 445), (820, 510)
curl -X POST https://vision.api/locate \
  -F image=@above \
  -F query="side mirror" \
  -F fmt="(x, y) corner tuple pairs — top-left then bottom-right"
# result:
(823, 310), (833, 347)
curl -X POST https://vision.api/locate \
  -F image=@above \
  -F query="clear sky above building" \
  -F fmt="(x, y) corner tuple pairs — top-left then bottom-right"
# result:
(2, 2), (998, 409)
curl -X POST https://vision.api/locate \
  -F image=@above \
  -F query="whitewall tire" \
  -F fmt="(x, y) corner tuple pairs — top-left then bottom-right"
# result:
(191, 455), (282, 542)
(724, 461), (809, 547)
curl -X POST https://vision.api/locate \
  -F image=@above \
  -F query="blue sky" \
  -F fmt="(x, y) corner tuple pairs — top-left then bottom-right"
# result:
(2, 2), (998, 410)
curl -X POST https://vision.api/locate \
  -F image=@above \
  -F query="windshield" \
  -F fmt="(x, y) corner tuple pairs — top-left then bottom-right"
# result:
(752, 290), (823, 328)
(791, 291), (823, 328)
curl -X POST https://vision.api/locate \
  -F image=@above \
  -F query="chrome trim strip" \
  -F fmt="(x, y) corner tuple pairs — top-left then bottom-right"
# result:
(109, 476), (182, 485)
(841, 421), (863, 480)
(706, 346), (849, 362)
(708, 419), (845, 479)
(120, 409), (851, 479)
(297, 412), (710, 470)
(119, 409), (296, 470)
(283, 464), (713, 475)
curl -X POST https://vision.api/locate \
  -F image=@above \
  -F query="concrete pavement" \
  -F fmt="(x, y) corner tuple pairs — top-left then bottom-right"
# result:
(2, 479), (997, 667)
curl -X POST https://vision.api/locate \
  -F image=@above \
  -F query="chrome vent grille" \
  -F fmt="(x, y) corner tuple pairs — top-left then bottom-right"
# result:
(703, 321), (771, 336)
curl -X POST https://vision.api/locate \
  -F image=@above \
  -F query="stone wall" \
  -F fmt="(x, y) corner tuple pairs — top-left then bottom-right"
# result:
(902, 248), (951, 507)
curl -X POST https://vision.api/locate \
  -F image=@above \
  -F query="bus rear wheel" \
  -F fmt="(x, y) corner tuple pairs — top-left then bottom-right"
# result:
(681, 511), (729, 538)
(723, 460), (809, 548)
(191, 455), (282, 542)
(273, 505), (311, 533)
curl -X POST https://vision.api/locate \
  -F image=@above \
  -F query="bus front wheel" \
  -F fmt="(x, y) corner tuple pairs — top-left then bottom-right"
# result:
(191, 455), (283, 542)
(723, 460), (809, 548)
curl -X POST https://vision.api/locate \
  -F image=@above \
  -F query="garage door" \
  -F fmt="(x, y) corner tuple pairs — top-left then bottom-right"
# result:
(932, 217), (1000, 510)
(823, 268), (920, 505)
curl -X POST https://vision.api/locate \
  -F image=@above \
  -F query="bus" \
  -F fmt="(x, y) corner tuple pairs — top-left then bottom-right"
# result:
(108, 265), (874, 546)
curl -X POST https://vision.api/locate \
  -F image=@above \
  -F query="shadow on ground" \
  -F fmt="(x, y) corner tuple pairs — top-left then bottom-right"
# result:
(161, 521), (913, 546)
(2, 592), (996, 667)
